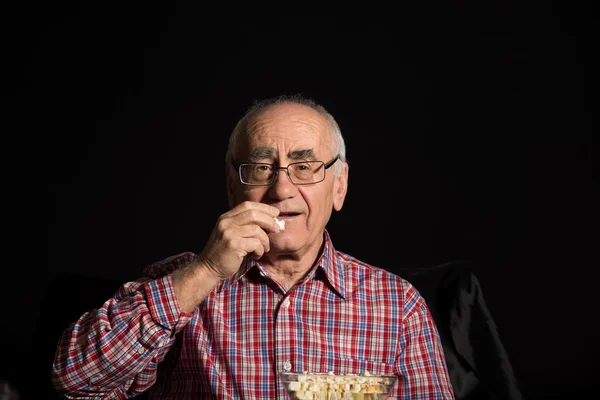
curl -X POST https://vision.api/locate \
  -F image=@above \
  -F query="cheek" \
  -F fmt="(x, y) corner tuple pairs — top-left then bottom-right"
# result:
(230, 185), (253, 206)
(241, 186), (268, 202)
(305, 189), (333, 216)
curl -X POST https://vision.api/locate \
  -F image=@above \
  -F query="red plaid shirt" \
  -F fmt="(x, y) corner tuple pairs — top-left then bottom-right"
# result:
(52, 231), (454, 399)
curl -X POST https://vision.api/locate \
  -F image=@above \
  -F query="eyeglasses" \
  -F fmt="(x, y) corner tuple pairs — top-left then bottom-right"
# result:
(232, 155), (340, 186)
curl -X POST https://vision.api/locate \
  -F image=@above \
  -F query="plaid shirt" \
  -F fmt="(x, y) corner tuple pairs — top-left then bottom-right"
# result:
(53, 231), (454, 399)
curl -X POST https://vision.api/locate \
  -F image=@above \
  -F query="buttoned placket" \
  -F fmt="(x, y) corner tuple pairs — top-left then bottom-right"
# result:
(274, 292), (294, 400)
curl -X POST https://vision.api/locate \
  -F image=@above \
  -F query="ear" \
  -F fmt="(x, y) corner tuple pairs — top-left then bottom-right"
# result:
(226, 170), (236, 209)
(332, 163), (349, 211)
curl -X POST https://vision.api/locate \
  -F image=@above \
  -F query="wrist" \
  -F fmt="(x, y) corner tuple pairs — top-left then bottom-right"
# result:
(171, 259), (223, 313)
(190, 259), (225, 285)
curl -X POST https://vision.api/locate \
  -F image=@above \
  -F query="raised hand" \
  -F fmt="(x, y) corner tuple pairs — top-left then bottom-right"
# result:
(196, 201), (281, 280)
(172, 201), (281, 312)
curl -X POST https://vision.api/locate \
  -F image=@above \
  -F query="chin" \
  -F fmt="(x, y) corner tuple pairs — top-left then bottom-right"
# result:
(269, 234), (302, 252)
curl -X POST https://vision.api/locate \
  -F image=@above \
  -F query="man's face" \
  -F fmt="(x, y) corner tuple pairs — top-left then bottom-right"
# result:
(227, 103), (348, 255)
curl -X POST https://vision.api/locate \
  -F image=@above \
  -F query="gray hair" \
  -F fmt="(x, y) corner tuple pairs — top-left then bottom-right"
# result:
(225, 94), (347, 177)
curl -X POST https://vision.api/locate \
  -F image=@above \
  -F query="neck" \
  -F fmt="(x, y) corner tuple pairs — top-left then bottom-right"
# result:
(261, 237), (325, 291)
(265, 260), (313, 290)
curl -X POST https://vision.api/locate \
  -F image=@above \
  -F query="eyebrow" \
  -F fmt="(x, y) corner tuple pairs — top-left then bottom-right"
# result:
(247, 147), (275, 162)
(247, 147), (317, 163)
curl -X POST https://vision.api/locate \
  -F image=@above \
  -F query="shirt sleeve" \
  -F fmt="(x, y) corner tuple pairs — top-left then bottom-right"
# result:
(396, 281), (455, 399)
(51, 254), (196, 399)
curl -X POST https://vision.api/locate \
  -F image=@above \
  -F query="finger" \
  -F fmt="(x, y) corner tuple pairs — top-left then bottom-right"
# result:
(231, 209), (282, 234)
(227, 201), (280, 219)
(240, 236), (267, 260)
(235, 224), (272, 253)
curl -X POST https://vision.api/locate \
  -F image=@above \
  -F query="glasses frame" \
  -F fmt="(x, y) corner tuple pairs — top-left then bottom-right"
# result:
(232, 155), (340, 186)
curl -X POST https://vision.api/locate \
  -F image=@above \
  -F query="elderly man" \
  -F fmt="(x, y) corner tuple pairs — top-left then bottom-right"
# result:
(52, 95), (454, 399)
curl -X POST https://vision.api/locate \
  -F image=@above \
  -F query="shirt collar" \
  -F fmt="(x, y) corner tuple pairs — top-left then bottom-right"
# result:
(217, 229), (346, 298)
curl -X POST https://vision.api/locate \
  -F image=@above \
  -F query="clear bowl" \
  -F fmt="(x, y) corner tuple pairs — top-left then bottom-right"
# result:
(279, 370), (398, 400)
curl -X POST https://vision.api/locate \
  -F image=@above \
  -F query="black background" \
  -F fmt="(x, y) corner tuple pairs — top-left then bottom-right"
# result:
(4, 1), (599, 399)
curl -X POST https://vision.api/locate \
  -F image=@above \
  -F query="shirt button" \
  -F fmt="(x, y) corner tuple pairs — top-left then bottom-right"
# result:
(282, 298), (291, 308)
(283, 360), (292, 371)
(137, 346), (144, 355)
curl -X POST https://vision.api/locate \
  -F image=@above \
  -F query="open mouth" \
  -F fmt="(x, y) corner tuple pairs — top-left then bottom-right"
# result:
(278, 212), (301, 218)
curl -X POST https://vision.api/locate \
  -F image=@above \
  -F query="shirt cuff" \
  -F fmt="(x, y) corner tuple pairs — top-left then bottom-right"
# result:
(143, 274), (193, 332)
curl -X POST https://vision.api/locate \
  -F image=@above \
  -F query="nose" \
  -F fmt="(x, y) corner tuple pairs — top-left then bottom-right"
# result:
(268, 167), (297, 199)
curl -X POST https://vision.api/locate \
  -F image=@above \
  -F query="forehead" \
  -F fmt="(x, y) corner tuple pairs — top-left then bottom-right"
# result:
(239, 103), (331, 159)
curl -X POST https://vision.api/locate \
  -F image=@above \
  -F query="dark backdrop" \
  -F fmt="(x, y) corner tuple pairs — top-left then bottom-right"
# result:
(5, 2), (598, 399)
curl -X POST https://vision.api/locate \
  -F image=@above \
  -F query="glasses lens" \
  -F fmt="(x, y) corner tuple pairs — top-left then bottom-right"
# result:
(289, 161), (325, 184)
(240, 164), (274, 185)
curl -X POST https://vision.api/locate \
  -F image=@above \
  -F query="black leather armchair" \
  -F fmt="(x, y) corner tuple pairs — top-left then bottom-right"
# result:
(398, 262), (526, 400)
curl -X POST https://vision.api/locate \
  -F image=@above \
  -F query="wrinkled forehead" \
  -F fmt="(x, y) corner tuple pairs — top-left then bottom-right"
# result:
(236, 104), (333, 162)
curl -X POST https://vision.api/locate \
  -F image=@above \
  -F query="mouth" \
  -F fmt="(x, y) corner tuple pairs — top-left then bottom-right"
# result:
(277, 212), (301, 219)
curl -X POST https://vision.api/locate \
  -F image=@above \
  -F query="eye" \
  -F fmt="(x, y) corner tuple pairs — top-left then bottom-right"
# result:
(255, 164), (273, 172)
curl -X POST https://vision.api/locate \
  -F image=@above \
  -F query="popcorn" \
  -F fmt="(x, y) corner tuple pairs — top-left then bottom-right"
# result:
(274, 217), (286, 232)
(284, 371), (394, 400)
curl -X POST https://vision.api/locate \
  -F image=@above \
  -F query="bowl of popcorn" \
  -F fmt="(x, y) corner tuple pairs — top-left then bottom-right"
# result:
(279, 370), (397, 400)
